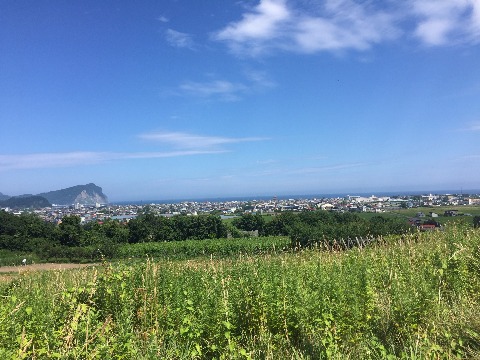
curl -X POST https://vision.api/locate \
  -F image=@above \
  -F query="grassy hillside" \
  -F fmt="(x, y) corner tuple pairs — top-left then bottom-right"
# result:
(1, 226), (479, 359)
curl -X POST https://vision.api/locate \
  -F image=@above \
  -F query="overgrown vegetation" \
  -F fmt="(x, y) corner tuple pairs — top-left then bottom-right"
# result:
(1, 226), (479, 358)
(474, 215), (480, 228)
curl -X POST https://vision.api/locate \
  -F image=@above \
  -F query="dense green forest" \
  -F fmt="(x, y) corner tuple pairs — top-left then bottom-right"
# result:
(1, 209), (418, 264)
(4, 209), (479, 265)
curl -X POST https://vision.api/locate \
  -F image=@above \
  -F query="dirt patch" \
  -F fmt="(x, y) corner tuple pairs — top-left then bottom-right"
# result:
(0, 263), (98, 274)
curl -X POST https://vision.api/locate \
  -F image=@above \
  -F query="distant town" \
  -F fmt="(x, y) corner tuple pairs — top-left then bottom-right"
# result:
(2, 192), (480, 225)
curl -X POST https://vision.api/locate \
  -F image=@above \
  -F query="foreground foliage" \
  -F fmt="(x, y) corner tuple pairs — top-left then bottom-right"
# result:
(1, 226), (480, 358)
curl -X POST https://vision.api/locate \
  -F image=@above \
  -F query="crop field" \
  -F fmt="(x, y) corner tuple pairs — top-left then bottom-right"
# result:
(116, 236), (290, 261)
(363, 206), (480, 226)
(0, 236), (290, 267)
(1, 227), (480, 359)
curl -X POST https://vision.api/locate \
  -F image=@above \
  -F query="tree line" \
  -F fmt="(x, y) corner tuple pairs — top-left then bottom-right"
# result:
(231, 211), (413, 247)
(1, 209), (421, 261)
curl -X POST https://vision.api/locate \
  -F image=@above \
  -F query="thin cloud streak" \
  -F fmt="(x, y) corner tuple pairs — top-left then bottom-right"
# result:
(179, 80), (247, 100)
(287, 163), (365, 175)
(458, 154), (480, 160)
(0, 152), (108, 170)
(459, 121), (480, 131)
(0, 150), (227, 171)
(0, 131), (268, 170)
(177, 70), (275, 101)
(456, 121), (480, 132)
(139, 131), (268, 149)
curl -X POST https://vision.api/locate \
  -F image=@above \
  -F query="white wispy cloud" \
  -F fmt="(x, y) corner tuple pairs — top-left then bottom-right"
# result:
(139, 131), (267, 149)
(411, 0), (480, 45)
(165, 29), (195, 49)
(177, 70), (274, 101)
(256, 159), (278, 165)
(293, 1), (398, 53)
(214, 0), (398, 56)
(243, 69), (276, 89)
(215, 0), (290, 55)
(213, 0), (286, 55)
(213, 0), (480, 56)
(179, 79), (247, 100)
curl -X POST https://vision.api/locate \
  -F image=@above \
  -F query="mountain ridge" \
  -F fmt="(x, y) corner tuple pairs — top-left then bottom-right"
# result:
(37, 183), (108, 205)
(0, 195), (51, 209)
(0, 183), (108, 206)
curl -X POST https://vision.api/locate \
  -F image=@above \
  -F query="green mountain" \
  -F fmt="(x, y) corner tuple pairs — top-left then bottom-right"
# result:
(0, 192), (10, 201)
(37, 183), (108, 205)
(0, 195), (51, 209)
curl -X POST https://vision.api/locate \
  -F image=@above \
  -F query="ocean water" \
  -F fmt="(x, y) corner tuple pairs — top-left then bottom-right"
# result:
(112, 189), (480, 205)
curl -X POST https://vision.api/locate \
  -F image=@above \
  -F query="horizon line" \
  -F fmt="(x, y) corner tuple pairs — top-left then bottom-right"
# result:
(110, 188), (480, 204)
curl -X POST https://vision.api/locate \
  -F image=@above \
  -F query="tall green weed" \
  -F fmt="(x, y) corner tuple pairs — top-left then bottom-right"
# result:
(0, 227), (479, 358)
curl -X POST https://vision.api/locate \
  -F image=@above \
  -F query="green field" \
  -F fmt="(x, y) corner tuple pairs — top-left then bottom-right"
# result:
(357, 206), (480, 226)
(117, 236), (290, 261)
(1, 226), (480, 359)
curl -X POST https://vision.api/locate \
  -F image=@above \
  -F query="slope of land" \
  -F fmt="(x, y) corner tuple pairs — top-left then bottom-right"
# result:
(0, 195), (51, 209)
(37, 183), (108, 205)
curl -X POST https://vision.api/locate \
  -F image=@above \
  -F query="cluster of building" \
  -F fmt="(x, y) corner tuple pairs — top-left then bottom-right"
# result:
(1, 192), (479, 225)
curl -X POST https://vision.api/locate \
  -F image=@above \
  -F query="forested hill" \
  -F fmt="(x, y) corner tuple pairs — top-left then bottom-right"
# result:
(0, 192), (10, 201)
(37, 183), (108, 205)
(0, 195), (51, 209)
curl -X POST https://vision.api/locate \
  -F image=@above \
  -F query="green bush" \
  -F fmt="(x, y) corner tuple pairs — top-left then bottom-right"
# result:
(474, 216), (480, 228)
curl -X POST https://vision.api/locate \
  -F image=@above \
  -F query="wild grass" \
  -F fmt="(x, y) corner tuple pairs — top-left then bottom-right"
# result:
(0, 249), (41, 267)
(1, 226), (479, 359)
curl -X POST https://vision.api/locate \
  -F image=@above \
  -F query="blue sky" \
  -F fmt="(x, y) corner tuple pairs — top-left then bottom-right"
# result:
(1, 0), (480, 201)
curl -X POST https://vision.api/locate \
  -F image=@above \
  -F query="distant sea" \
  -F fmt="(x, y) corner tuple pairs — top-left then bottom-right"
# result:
(112, 189), (480, 205)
